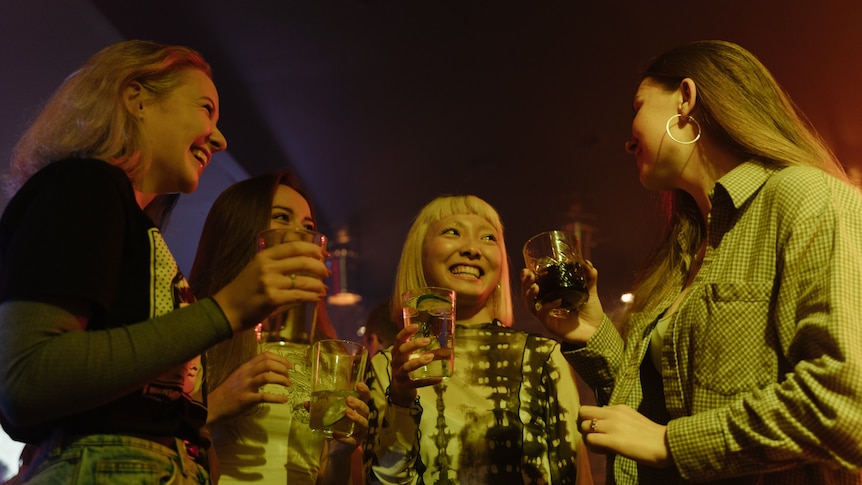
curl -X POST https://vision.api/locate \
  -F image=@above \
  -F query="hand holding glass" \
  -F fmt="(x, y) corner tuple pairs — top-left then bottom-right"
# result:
(401, 287), (456, 380)
(256, 228), (327, 346)
(523, 230), (588, 315)
(309, 339), (368, 438)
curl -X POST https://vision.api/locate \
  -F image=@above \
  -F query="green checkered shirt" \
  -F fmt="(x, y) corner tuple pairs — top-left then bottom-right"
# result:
(567, 162), (862, 484)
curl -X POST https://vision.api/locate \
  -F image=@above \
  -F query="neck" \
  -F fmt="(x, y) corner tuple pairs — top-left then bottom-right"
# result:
(678, 136), (743, 220)
(455, 304), (495, 326)
(135, 190), (157, 210)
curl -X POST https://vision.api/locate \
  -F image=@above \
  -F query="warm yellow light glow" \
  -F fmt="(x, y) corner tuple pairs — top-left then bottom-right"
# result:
(327, 292), (363, 306)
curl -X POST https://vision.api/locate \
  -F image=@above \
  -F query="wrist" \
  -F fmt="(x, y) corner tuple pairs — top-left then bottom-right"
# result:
(386, 385), (418, 408)
(327, 439), (357, 458)
(209, 294), (245, 335)
(560, 340), (587, 352)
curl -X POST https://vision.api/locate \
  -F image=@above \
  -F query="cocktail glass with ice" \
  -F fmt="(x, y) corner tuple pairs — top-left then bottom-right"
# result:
(401, 287), (456, 380)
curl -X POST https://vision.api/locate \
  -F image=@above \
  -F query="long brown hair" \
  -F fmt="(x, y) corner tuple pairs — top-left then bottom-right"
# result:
(190, 172), (337, 394)
(626, 40), (847, 319)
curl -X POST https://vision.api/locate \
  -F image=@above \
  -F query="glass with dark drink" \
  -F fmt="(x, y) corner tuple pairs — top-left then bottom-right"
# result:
(523, 230), (588, 315)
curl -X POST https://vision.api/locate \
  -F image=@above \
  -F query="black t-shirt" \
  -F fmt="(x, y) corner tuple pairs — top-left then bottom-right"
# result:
(0, 158), (206, 443)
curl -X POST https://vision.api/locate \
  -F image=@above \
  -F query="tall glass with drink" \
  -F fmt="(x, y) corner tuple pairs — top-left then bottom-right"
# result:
(256, 228), (327, 397)
(401, 286), (456, 380)
(309, 339), (368, 438)
(523, 230), (588, 316)
(256, 228), (327, 346)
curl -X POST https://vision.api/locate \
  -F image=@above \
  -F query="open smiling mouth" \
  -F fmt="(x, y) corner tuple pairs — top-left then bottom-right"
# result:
(450, 265), (482, 279)
(191, 147), (209, 168)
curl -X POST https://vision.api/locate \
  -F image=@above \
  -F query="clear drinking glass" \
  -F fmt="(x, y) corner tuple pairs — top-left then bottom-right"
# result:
(308, 339), (368, 438)
(523, 230), (588, 315)
(400, 286), (456, 380)
(256, 228), (327, 347)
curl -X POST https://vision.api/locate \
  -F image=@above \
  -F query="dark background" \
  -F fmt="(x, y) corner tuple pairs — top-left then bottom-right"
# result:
(4, 0), (861, 339)
(2, 1), (862, 481)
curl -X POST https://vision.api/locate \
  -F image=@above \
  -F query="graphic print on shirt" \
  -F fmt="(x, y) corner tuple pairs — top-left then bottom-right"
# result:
(429, 325), (575, 484)
(141, 227), (202, 402)
(256, 343), (314, 423)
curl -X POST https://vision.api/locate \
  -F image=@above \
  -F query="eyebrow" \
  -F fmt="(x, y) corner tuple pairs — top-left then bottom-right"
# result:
(200, 93), (218, 108)
(272, 205), (315, 226)
(442, 220), (497, 234)
(272, 205), (294, 215)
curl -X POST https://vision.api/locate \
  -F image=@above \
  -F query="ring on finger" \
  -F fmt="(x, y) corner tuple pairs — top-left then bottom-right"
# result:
(289, 273), (297, 289)
(590, 418), (598, 432)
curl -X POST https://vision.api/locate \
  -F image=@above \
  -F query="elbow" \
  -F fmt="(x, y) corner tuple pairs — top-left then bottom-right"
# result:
(0, 367), (50, 427)
(0, 390), (34, 429)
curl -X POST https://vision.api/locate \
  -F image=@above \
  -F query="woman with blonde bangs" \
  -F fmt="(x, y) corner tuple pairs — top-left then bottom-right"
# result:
(523, 40), (862, 484)
(365, 194), (592, 485)
(391, 195), (514, 326)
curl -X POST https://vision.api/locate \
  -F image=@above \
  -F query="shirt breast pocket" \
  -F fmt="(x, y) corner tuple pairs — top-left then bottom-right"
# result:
(690, 281), (778, 396)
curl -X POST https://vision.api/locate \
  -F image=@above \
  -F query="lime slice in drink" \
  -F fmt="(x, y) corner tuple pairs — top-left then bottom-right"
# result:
(322, 402), (348, 428)
(415, 294), (451, 314)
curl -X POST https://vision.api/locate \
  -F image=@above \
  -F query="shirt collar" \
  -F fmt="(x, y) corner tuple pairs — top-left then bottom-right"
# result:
(712, 160), (779, 210)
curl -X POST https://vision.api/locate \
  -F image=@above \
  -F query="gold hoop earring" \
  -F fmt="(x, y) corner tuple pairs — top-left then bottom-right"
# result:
(665, 114), (701, 145)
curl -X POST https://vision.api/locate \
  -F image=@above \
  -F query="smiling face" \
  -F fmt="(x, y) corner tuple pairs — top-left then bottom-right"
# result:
(421, 213), (503, 313)
(268, 184), (315, 231)
(137, 68), (227, 196)
(628, 78), (692, 191)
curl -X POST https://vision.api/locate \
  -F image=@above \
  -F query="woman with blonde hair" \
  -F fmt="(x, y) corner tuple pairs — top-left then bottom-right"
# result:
(365, 194), (592, 484)
(0, 40), (326, 484)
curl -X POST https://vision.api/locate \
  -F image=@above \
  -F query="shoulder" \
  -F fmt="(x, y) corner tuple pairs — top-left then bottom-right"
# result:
(23, 158), (131, 196)
(44, 158), (128, 182)
(766, 165), (830, 191)
(521, 329), (563, 359)
(4, 158), (134, 219)
(764, 166), (862, 219)
(764, 165), (859, 196)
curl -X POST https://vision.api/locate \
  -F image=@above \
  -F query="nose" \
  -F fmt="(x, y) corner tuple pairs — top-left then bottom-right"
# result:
(460, 241), (481, 259)
(624, 139), (637, 155)
(208, 126), (228, 153)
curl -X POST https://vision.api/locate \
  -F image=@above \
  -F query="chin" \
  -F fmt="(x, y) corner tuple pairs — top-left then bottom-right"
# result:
(453, 282), (493, 298)
(176, 178), (199, 194)
(638, 171), (664, 192)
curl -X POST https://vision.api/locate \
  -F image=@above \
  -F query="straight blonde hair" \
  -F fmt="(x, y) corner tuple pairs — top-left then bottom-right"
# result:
(392, 195), (514, 326)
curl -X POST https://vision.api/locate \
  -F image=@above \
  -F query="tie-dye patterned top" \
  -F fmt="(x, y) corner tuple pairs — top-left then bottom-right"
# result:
(363, 320), (591, 485)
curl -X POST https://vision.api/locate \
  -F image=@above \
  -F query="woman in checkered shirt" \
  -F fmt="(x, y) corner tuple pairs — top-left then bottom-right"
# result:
(523, 40), (862, 484)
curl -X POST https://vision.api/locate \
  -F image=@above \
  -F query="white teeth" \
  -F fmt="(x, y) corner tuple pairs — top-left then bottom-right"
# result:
(191, 148), (207, 166)
(451, 265), (481, 278)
